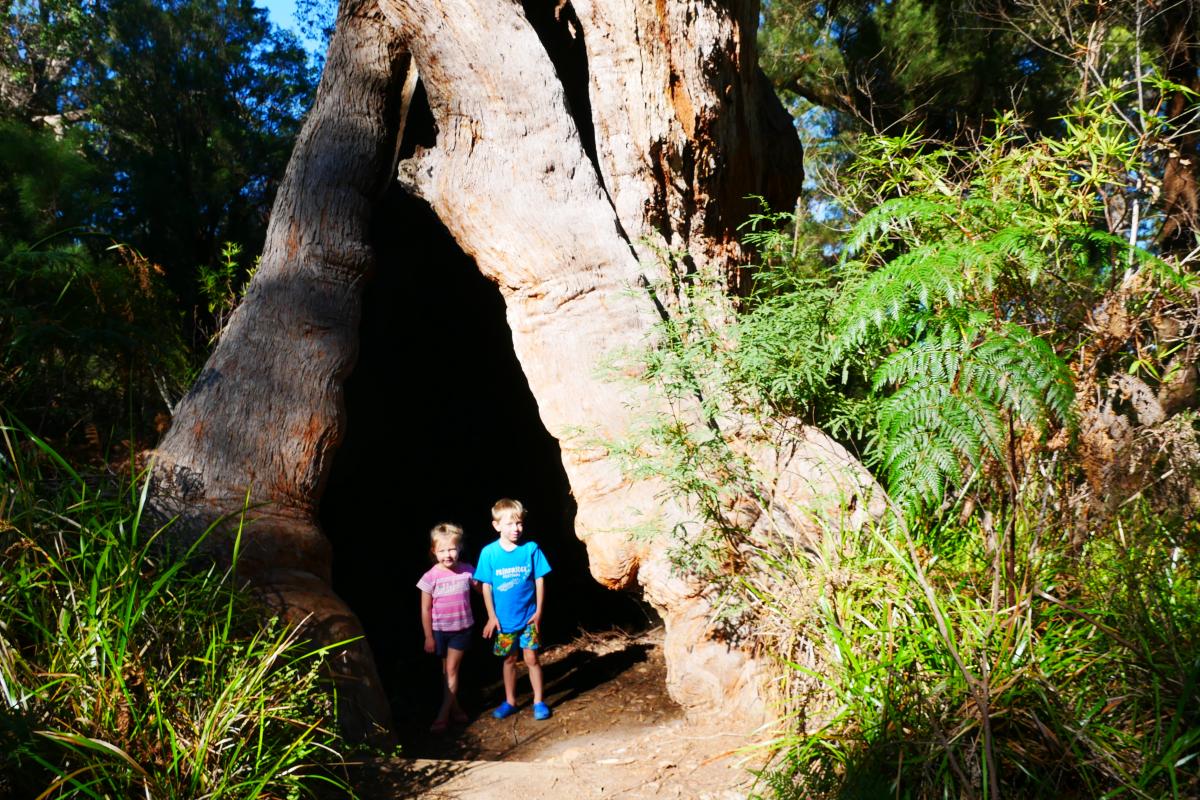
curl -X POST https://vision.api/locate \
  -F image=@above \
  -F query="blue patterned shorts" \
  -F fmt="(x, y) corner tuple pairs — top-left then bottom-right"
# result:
(493, 622), (540, 656)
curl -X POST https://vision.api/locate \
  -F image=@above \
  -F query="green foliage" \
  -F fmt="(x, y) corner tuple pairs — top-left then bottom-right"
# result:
(0, 0), (316, 447)
(611, 47), (1200, 798)
(0, 423), (355, 798)
(0, 123), (186, 443)
(95, 0), (315, 310)
(0, 235), (186, 438)
(624, 108), (1135, 515)
(750, 502), (1200, 800)
(0, 122), (189, 442)
(199, 241), (257, 344)
(1, 2), (315, 438)
(0, 0), (105, 123)
(759, 0), (1185, 144)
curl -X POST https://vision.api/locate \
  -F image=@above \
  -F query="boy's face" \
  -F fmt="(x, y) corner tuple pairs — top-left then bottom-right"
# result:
(492, 511), (524, 545)
(433, 540), (460, 568)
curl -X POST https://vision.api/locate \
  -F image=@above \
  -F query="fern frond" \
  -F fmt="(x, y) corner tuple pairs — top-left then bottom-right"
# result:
(842, 196), (954, 259)
(865, 316), (1072, 511)
(984, 226), (1049, 284)
(876, 428), (962, 509)
(971, 325), (1075, 427)
(831, 245), (973, 360)
(877, 381), (985, 467)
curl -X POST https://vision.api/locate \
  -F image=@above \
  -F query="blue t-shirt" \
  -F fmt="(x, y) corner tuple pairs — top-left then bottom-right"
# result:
(474, 540), (552, 633)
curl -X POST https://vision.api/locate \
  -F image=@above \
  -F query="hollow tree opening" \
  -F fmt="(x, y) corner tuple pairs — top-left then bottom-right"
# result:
(319, 87), (653, 722)
(151, 0), (862, 742)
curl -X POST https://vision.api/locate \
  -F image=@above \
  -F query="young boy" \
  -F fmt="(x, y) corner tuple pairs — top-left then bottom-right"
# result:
(474, 498), (553, 720)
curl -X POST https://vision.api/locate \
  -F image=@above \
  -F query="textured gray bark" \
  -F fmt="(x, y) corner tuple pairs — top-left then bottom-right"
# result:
(149, 0), (407, 744)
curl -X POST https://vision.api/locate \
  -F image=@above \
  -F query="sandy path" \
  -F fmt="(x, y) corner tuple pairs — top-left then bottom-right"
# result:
(352, 629), (775, 798)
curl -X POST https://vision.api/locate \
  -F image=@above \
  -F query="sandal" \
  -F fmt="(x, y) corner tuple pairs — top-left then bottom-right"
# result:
(533, 702), (552, 721)
(492, 701), (518, 719)
(430, 718), (449, 733)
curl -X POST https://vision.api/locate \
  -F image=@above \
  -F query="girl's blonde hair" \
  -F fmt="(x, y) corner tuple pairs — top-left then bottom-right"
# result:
(430, 522), (464, 550)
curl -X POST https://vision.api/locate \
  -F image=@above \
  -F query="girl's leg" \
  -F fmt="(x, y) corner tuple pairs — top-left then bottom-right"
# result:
(444, 646), (465, 716)
(435, 655), (453, 724)
(523, 648), (544, 705)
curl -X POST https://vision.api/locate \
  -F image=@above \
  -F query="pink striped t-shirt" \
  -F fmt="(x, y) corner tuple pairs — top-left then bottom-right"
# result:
(417, 563), (475, 631)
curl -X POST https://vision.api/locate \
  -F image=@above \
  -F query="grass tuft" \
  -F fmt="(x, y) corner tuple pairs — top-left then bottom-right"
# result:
(0, 421), (355, 799)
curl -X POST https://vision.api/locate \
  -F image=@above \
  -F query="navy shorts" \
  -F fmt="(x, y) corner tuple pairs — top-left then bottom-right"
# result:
(433, 628), (472, 657)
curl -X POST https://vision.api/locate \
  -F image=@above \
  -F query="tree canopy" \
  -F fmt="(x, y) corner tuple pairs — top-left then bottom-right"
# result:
(0, 0), (315, 438)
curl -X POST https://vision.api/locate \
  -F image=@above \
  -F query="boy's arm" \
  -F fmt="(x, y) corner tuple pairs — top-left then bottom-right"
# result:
(481, 583), (499, 638)
(529, 576), (545, 627)
(420, 591), (435, 653)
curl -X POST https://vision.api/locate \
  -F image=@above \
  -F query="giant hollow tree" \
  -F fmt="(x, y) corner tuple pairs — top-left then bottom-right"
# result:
(148, 0), (879, 741)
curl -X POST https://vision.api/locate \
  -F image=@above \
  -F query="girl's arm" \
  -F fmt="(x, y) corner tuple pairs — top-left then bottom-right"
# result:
(420, 591), (435, 653)
(481, 583), (499, 638)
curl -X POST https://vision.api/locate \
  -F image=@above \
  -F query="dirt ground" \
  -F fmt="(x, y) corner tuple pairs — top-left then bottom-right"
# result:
(351, 627), (777, 798)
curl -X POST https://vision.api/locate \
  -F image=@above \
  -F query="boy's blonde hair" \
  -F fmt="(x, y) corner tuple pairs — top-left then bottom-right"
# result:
(430, 522), (464, 549)
(491, 498), (526, 521)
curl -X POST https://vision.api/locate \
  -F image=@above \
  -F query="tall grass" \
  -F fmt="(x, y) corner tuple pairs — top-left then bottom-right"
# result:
(0, 423), (354, 799)
(749, 499), (1200, 799)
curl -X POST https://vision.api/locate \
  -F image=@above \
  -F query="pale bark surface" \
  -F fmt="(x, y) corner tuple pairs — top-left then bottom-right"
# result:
(380, 0), (875, 721)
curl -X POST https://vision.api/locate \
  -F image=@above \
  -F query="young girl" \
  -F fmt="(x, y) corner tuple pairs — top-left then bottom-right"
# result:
(416, 522), (476, 732)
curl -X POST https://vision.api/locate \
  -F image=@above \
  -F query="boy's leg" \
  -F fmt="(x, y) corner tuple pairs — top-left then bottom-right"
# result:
(522, 647), (544, 705)
(502, 652), (520, 706)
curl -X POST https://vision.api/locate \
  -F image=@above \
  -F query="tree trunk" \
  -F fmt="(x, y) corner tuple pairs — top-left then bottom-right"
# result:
(151, 0), (879, 738)
(149, 0), (407, 745)
(378, 0), (861, 720)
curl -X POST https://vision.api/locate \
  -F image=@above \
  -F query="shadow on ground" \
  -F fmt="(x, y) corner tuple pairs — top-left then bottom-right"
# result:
(395, 636), (657, 762)
(344, 755), (470, 799)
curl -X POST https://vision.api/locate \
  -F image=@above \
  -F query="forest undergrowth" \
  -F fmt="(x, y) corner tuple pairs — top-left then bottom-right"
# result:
(0, 423), (356, 799)
(609, 67), (1200, 800)
(2, 1), (1199, 798)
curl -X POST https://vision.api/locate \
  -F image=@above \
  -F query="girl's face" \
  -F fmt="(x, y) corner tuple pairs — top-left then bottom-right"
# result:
(433, 539), (460, 568)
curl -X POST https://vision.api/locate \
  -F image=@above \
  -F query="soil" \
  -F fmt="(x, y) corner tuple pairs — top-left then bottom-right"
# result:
(350, 627), (775, 798)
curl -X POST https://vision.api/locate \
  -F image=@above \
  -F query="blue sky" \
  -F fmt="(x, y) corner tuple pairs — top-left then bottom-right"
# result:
(257, 0), (328, 59)
(257, 0), (298, 33)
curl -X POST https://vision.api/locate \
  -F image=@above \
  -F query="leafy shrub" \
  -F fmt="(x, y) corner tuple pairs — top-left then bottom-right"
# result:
(751, 503), (1200, 799)
(610, 78), (1200, 799)
(0, 122), (190, 446)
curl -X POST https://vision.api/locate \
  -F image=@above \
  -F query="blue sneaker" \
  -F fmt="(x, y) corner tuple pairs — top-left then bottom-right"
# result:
(533, 702), (552, 720)
(492, 701), (517, 719)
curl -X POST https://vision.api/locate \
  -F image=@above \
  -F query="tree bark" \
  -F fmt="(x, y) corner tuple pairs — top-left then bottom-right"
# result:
(152, 0), (879, 736)
(380, 0), (876, 720)
(148, 0), (407, 745)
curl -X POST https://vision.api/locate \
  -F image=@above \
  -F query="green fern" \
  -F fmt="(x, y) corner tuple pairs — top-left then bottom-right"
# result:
(842, 195), (954, 259)
(618, 89), (1188, 522)
(869, 319), (1074, 508)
